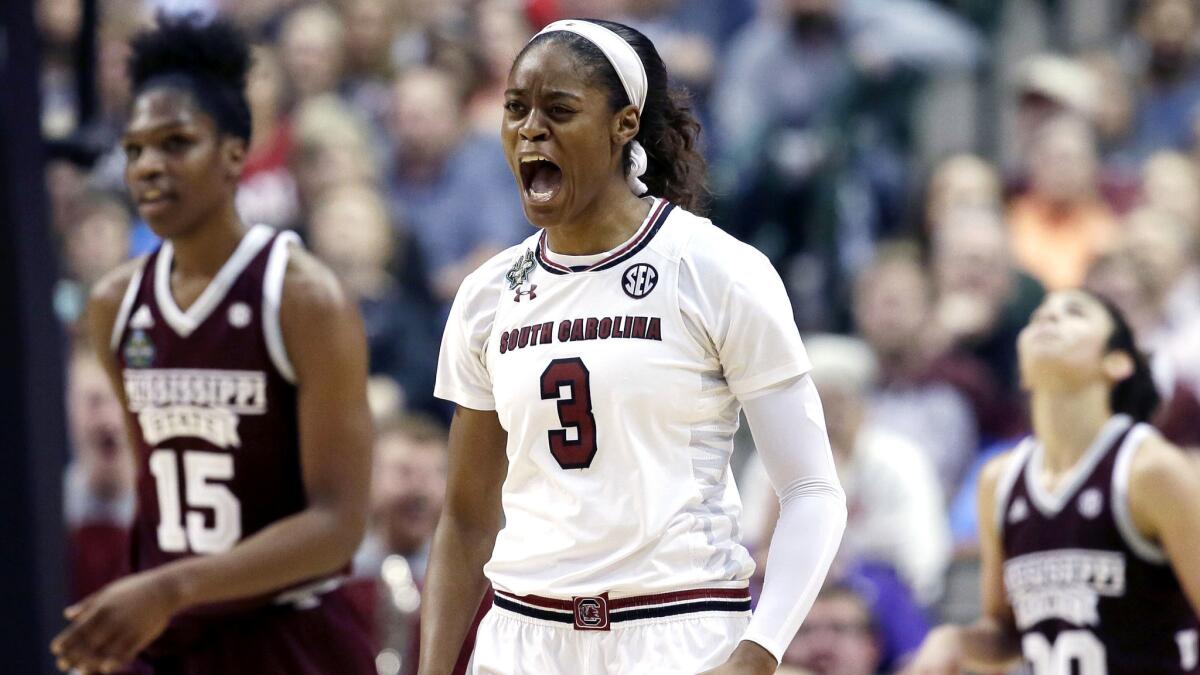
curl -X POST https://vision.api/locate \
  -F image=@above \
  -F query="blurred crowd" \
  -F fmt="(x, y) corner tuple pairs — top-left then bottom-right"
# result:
(43, 0), (1200, 673)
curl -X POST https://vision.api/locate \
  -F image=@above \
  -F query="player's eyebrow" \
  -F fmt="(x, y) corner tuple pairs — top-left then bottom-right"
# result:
(122, 120), (191, 143)
(504, 88), (584, 102)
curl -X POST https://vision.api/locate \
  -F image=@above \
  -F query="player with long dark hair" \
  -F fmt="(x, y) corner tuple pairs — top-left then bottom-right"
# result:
(906, 289), (1200, 674)
(421, 18), (847, 675)
(50, 16), (375, 674)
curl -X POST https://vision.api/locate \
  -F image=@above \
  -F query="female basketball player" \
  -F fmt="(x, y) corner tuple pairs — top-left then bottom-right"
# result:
(421, 19), (847, 675)
(50, 17), (375, 674)
(905, 289), (1200, 675)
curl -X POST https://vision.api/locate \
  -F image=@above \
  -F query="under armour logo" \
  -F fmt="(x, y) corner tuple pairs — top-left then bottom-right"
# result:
(514, 284), (538, 302)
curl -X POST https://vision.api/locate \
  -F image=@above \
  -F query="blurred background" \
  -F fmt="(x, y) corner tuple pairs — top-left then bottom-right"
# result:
(6, 0), (1200, 673)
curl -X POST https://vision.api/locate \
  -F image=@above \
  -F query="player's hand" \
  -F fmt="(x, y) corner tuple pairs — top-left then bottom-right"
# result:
(50, 569), (181, 673)
(902, 625), (965, 675)
(697, 640), (777, 675)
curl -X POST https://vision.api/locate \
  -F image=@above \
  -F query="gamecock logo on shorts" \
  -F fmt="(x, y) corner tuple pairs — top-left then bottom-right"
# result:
(573, 596), (610, 631)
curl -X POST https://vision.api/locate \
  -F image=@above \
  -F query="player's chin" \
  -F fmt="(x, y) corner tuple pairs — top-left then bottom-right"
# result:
(139, 209), (190, 240)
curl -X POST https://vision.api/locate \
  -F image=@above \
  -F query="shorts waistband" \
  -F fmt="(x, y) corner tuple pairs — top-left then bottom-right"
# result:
(492, 586), (751, 631)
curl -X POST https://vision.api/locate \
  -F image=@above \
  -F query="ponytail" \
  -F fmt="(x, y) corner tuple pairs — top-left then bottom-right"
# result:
(635, 86), (707, 213)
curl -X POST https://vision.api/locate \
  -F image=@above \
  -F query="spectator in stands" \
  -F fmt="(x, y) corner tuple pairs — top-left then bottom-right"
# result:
(37, 0), (84, 138)
(1123, 202), (1200, 336)
(923, 154), (1003, 234)
(238, 46), (299, 229)
(853, 244), (982, 494)
(806, 335), (951, 606)
(1008, 114), (1118, 291)
(710, 0), (981, 330)
(1012, 54), (1101, 157)
(1080, 50), (1140, 189)
(93, 4), (142, 142)
(1082, 50), (1136, 156)
(354, 414), (449, 673)
(289, 94), (380, 229)
(1016, 52), (1143, 212)
(308, 182), (440, 412)
(1126, 0), (1200, 162)
(356, 414), (448, 583)
(339, 0), (401, 129)
(386, 65), (527, 304)
(783, 584), (883, 675)
(930, 206), (1042, 411)
(45, 154), (92, 240)
(466, 0), (532, 134)
(279, 3), (346, 104)
(64, 348), (134, 602)
(54, 193), (131, 327)
(1141, 150), (1200, 232)
(389, 0), (474, 70)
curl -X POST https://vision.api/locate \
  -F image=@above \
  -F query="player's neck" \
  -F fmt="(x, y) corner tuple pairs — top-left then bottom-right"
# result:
(169, 203), (248, 278)
(543, 186), (651, 256)
(1030, 386), (1113, 473)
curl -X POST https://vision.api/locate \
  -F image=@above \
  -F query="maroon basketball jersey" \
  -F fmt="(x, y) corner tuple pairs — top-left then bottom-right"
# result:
(110, 225), (334, 603)
(997, 415), (1199, 674)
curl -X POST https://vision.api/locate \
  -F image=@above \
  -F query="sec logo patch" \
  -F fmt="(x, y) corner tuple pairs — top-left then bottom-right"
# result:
(622, 263), (658, 299)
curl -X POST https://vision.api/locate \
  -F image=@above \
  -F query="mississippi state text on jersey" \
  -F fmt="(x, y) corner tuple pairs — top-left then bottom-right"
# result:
(996, 415), (1200, 674)
(435, 198), (812, 598)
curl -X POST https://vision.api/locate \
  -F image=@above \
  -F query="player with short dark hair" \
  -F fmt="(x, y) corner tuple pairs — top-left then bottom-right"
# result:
(50, 15), (375, 674)
(421, 18), (847, 675)
(906, 289), (1200, 675)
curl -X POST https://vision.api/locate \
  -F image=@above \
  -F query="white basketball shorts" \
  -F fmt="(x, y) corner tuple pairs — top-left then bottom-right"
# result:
(468, 587), (752, 674)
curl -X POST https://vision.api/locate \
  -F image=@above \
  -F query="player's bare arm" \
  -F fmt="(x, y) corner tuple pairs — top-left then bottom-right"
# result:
(417, 405), (507, 675)
(49, 260), (160, 674)
(53, 247), (372, 673)
(1129, 434), (1200, 616)
(906, 451), (1022, 675)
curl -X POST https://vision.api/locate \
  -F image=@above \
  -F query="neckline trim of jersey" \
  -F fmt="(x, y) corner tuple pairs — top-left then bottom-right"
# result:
(154, 224), (274, 338)
(1024, 413), (1132, 518)
(535, 198), (673, 275)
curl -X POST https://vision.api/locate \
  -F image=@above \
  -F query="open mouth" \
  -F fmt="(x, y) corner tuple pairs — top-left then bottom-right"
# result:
(519, 155), (563, 204)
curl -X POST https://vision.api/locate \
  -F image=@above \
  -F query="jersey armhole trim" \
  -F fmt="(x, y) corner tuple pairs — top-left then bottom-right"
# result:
(263, 231), (302, 384)
(109, 263), (146, 352)
(994, 439), (1033, 536)
(1112, 423), (1168, 564)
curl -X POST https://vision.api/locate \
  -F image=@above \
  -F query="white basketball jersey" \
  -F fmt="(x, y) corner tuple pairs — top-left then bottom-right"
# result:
(435, 198), (811, 598)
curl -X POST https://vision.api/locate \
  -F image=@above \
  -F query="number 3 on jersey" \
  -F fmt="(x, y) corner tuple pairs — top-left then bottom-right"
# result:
(540, 358), (598, 469)
(149, 448), (241, 553)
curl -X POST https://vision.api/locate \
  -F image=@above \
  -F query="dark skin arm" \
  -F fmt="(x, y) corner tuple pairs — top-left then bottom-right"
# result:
(417, 405), (508, 675)
(52, 247), (373, 674)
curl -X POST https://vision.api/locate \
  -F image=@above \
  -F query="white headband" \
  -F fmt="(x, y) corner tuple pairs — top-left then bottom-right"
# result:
(532, 19), (649, 196)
